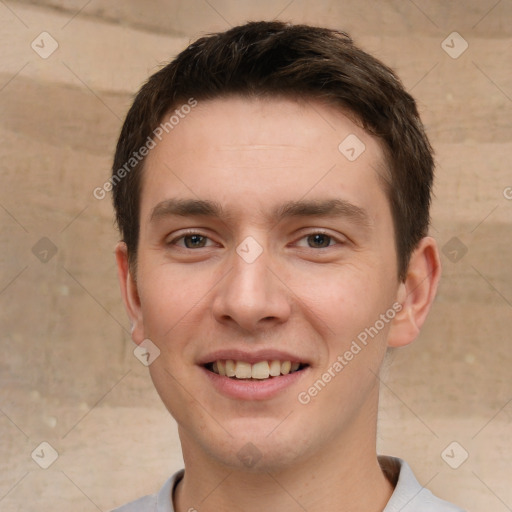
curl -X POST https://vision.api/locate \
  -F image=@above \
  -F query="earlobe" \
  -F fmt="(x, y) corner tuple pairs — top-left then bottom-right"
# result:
(387, 237), (441, 348)
(115, 242), (145, 345)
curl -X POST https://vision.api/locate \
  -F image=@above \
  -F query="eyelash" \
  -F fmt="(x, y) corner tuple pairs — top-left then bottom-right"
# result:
(169, 231), (217, 249)
(168, 230), (344, 249)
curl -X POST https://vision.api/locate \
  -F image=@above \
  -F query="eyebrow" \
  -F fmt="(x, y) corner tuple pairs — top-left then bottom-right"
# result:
(149, 198), (371, 228)
(150, 198), (226, 221)
(273, 199), (371, 228)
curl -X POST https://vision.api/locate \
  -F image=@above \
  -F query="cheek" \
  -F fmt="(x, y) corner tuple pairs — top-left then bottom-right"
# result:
(287, 263), (391, 338)
(137, 261), (207, 344)
(147, 361), (203, 432)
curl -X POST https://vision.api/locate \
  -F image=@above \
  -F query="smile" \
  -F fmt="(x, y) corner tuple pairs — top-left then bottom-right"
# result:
(205, 359), (308, 380)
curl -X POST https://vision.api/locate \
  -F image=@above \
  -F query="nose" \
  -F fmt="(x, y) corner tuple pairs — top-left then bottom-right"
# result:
(211, 247), (291, 333)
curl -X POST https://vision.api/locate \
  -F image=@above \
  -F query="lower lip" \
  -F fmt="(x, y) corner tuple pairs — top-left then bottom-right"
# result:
(201, 366), (308, 401)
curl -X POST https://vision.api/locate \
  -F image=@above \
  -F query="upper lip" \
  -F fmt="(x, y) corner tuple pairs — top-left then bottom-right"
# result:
(197, 349), (309, 366)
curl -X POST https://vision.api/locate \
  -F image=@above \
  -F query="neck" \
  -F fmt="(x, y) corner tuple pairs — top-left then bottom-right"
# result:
(174, 417), (394, 512)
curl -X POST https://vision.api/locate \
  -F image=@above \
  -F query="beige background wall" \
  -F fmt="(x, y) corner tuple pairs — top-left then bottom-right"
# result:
(1, 1), (511, 511)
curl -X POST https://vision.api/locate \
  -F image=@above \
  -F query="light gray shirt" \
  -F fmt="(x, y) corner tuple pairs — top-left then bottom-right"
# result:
(111, 457), (465, 512)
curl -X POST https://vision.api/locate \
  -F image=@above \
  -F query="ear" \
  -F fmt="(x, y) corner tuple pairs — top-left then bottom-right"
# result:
(387, 236), (441, 348)
(115, 241), (145, 345)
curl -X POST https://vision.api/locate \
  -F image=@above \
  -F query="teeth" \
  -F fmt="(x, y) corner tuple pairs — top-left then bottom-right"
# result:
(251, 361), (270, 379)
(225, 359), (236, 377)
(269, 360), (281, 377)
(235, 361), (252, 379)
(210, 359), (304, 379)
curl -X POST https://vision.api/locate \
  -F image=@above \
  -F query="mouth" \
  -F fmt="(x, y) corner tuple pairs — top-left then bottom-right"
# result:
(204, 359), (309, 380)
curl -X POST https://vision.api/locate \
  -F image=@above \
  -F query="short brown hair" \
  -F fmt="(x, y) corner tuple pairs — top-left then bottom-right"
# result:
(112, 21), (434, 280)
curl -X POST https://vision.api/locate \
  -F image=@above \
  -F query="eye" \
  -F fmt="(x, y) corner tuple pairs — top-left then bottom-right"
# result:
(306, 233), (333, 248)
(295, 232), (340, 249)
(170, 233), (215, 249)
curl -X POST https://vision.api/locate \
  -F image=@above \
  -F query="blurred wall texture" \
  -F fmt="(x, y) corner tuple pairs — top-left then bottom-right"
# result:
(1, 1), (511, 511)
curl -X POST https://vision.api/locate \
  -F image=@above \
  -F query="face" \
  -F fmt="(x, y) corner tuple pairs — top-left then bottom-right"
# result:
(118, 96), (421, 471)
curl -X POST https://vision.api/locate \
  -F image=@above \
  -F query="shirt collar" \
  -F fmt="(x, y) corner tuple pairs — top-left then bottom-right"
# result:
(159, 457), (438, 512)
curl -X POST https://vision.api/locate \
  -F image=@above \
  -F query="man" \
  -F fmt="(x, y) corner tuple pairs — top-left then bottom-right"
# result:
(111, 21), (464, 512)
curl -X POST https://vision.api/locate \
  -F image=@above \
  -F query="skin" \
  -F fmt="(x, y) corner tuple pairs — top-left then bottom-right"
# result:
(116, 96), (441, 512)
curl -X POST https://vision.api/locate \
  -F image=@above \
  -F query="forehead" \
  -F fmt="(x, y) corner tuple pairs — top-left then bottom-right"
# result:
(140, 96), (390, 222)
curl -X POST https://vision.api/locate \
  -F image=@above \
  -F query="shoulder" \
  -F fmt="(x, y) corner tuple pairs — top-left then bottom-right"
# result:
(111, 494), (157, 512)
(110, 469), (184, 512)
(381, 456), (466, 512)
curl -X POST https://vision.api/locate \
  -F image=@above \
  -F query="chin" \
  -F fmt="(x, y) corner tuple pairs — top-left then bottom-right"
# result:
(200, 420), (318, 473)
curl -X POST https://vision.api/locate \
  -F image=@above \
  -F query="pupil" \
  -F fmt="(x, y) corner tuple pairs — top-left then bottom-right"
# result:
(308, 234), (330, 248)
(185, 235), (205, 248)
